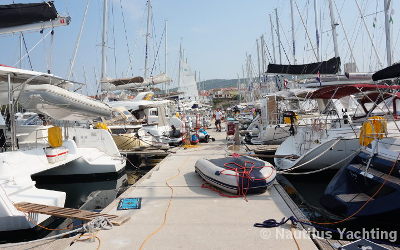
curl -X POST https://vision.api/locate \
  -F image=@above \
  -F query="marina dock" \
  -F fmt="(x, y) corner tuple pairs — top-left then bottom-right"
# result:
(62, 132), (317, 250)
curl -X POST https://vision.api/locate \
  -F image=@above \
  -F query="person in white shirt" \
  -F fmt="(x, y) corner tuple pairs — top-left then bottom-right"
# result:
(215, 109), (223, 132)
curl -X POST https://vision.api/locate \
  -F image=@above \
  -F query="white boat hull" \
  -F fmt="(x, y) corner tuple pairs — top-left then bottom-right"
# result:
(275, 137), (360, 171)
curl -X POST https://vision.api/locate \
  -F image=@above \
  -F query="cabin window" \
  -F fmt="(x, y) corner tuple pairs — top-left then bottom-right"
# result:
(150, 110), (158, 116)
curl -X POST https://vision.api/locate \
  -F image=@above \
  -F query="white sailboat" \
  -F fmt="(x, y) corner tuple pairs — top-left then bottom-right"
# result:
(176, 43), (199, 102)
(275, 84), (400, 172)
(0, 1), (125, 231)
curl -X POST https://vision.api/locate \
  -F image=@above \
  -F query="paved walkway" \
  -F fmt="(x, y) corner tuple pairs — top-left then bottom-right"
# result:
(68, 132), (317, 250)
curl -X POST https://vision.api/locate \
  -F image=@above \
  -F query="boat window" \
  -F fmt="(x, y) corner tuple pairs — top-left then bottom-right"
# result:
(22, 115), (43, 125)
(150, 110), (158, 116)
(22, 114), (32, 119)
(123, 111), (131, 116)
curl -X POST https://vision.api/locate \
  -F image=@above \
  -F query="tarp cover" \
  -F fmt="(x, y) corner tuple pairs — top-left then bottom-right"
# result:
(309, 84), (400, 99)
(372, 63), (400, 81)
(0, 1), (57, 28)
(267, 57), (341, 75)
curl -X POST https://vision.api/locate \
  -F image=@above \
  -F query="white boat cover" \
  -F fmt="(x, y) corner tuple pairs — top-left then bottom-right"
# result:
(18, 84), (112, 120)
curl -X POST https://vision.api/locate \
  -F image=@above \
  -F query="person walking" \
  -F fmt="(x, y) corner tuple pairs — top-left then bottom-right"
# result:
(215, 108), (223, 132)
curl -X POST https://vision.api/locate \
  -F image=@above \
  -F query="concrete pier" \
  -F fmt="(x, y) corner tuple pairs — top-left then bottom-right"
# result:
(66, 132), (317, 250)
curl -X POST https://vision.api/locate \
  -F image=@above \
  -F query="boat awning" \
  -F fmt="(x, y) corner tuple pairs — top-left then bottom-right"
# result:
(102, 76), (144, 86)
(0, 65), (77, 87)
(309, 84), (400, 99)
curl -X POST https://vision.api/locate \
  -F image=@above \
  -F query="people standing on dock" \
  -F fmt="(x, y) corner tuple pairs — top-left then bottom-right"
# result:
(215, 108), (223, 132)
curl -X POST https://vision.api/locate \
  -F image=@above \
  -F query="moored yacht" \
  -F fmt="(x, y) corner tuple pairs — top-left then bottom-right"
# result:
(275, 84), (400, 172)
(0, 67), (126, 232)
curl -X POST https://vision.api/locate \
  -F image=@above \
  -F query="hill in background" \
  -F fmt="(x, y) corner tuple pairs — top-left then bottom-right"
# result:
(168, 78), (242, 92)
(197, 78), (242, 90)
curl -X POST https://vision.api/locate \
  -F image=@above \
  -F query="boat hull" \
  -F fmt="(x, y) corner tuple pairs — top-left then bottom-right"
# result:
(275, 137), (360, 171)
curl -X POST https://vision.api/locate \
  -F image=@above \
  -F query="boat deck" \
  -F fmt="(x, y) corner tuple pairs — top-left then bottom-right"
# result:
(65, 131), (317, 250)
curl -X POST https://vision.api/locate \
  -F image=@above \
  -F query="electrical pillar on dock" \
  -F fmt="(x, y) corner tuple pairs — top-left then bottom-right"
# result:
(234, 121), (240, 146)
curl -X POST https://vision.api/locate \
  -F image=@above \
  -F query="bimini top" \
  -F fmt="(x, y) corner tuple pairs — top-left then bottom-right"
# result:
(0, 65), (76, 87)
(309, 84), (400, 99)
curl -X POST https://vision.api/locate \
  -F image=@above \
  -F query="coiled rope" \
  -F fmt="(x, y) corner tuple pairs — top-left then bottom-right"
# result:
(0, 216), (113, 249)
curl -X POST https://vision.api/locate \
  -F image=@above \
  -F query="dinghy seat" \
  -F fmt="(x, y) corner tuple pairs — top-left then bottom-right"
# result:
(209, 156), (265, 170)
(336, 193), (373, 202)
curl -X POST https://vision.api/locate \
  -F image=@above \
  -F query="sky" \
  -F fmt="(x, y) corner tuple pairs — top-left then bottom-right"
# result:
(1, 0), (400, 95)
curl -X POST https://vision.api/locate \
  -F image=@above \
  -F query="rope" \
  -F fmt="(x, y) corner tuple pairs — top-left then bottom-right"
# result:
(119, 0), (134, 75)
(67, 0), (91, 80)
(82, 216), (113, 232)
(254, 215), (400, 248)
(0, 227), (84, 248)
(73, 216), (112, 250)
(0, 216), (112, 248)
(201, 154), (274, 201)
(14, 31), (52, 68)
(278, 148), (361, 175)
(258, 150), (400, 236)
(278, 139), (341, 173)
(138, 168), (181, 250)
(254, 216), (301, 250)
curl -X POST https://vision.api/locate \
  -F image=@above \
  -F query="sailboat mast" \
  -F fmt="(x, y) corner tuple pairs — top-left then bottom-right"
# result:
(290, 0), (296, 64)
(260, 35), (265, 81)
(177, 42), (182, 90)
(384, 0), (392, 66)
(269, 14), (276, 63)
(237, 73), (241, 103)
(256, 38), (261, 82)
(274, 8), (282, 64)
(313, 0), (320, 61)
(327, 0), (339, 59)
(164, 19), (168, 94)
(144, 0), (152, 79)
(101, 0), (108, 81)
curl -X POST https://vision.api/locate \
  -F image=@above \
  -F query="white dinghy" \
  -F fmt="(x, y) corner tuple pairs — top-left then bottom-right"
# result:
(195, 155), (276, 194)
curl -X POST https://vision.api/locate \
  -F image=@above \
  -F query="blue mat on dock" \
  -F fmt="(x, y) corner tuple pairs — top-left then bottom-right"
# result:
(117, 198), (142, 210)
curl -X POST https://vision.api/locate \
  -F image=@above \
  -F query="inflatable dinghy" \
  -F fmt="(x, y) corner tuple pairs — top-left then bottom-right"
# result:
(195, 155), (276, 194)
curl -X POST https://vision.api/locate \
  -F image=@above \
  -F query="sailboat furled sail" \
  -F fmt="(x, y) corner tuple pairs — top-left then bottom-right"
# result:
(178, 60), (199, 100)
(267, 57), (341, 75)
(0, 2), (58, 28)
